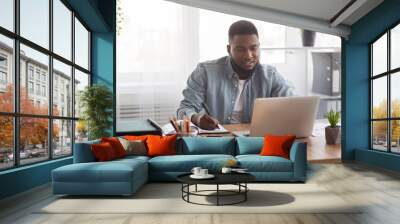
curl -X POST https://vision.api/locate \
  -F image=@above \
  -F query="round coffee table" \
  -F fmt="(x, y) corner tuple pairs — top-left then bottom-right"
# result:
(177, 173), (255, 206)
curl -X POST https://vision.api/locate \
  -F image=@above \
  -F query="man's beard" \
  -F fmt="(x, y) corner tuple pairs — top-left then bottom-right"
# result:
(230, 57), (258, 79)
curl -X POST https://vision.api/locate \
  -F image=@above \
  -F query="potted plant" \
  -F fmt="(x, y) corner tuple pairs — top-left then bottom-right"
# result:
(325, 109), (341, 144)
(79, 84), (113, 140)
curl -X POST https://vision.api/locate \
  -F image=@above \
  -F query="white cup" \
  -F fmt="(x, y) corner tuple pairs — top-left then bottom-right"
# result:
(200, 169), (208, 176)
(191, 167), (202, 176)
(221, 167), (232, 174)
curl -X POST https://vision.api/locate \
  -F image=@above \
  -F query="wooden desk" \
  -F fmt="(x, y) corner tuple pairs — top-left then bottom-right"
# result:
(223, 123), (341, 163)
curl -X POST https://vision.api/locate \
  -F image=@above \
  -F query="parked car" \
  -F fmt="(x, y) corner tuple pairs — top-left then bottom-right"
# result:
(8, 150), (32, 160)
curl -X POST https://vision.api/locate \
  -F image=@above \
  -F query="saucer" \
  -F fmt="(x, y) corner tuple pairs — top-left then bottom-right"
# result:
(190, 174), (215, 179)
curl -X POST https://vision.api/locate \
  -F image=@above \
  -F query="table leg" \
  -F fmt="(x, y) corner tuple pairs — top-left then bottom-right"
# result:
(245, 183), (247, 201)
(195, 184), (197, 192)
(181, 184), (183, 199)
(187, 184), (190, 202)
(217, 184), (219, 206)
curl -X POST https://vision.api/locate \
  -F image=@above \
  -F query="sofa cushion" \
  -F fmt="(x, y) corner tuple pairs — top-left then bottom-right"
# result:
(118, 137), (147, 156)
(124, 135), (148, 141)
(147, 135), (177, 157)
(74, 140), (100, 163)
(236, 137), (263, 155)
(91, 142), (118, 161)
(181, 137), (235, 155)
(53, 159), (147, 183)
(101, 137), (127, 158)
(148, 154), (235, 172)
(236, 155), (293, 172)
(115, 155), (150, 164)
(260, 135), (296, 159)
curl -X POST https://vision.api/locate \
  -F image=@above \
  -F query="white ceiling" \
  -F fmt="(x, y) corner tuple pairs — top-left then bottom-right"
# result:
(166, 0), (384, 37)
(227, 0), (353, 24)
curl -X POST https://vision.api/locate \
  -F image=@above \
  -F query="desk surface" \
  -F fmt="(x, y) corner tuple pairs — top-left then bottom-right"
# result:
(222, 123), (341, 163)
(116, 120), (161, 136)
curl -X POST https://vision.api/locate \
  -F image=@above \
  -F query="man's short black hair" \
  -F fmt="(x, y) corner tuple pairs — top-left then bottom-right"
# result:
(228, 20), (258, 41)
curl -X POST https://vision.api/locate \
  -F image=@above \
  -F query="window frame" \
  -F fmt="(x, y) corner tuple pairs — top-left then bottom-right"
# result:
(0, 0), (92, 171)
(370, 20), (400, 154)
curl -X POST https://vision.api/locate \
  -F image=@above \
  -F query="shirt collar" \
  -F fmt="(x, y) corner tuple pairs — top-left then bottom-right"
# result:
(225, 56), (237, 80)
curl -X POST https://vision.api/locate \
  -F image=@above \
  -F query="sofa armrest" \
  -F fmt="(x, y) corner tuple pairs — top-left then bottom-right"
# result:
(73, 140), (100, 163)
(289, 141), (307, 181)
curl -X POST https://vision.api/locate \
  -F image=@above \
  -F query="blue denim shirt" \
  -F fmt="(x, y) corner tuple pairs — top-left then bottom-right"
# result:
(177, 56), (295, 124)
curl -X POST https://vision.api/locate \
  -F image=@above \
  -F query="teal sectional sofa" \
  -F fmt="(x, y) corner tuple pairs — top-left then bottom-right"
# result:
(52, 137), (307, 196)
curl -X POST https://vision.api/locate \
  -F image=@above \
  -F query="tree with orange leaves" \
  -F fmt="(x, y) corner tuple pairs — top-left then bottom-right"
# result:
(0, 85), (14, 149)
(372, 99), (400, 142)
(0, 84), (60, 151)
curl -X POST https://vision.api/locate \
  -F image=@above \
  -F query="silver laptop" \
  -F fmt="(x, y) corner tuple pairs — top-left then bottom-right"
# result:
(249, 96), (320, 138)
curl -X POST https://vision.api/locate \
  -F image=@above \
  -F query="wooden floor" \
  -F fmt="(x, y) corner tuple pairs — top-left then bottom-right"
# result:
(1, 162), (400, 224)
(302, 135), (341, 163)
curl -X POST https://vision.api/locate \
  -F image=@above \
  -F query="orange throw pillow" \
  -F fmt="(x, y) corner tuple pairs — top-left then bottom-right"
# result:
(146, 135), (177, 157)
(124, 135), (149, 141)
(101, 137), (127, 158)
(259, 134), (296, 159)
(91, 142), (117, 161)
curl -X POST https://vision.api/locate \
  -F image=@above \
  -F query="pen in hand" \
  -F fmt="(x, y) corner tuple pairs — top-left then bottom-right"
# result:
(201, 102), (211, 115)
(201, 102), (219, 129)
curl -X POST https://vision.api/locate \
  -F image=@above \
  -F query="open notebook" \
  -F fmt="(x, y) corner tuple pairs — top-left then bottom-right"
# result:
(161, 121), (229, 135)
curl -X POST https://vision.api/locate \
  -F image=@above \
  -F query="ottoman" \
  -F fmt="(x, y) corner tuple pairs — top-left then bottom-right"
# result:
(52, 157), (148, 196)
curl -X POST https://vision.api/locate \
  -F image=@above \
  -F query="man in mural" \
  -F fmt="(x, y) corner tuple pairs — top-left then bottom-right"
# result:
(177, 20), (294, 130)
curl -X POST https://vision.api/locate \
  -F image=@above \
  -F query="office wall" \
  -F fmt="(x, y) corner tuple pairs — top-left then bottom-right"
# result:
(68, 0), (116, 134)
(0, 158), (72, 199)
(343, 0), (400, 171)
(92, 32), (115, 135)
(91, 0), (116, 135)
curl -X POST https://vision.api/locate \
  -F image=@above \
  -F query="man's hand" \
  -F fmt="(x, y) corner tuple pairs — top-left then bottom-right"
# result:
(191, 114), (219, 130)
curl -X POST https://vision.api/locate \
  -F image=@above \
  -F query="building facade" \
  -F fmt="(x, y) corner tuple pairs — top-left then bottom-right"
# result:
(0, 41), (77, 152)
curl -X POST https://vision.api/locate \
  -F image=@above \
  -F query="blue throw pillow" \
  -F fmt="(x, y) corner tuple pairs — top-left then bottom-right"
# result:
(236, 137), (264, 155)
(181, 137), (235, 155)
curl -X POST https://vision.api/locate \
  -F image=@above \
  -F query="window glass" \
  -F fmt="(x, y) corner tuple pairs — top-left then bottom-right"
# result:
(53, 0), (72, 60)
(20, 0), (49, 49)
(0, 116), (13, 170)
(372, 34), (387, 76)
(20, 44), (49, 115)
(0, 0), (14, 31)
(0, 0), (92, 168)
(53, 119), (72, 158)
(391, 120), (400, 153)
(74, 18), (89, 69)
(19, 117), (49, 165)
(0, 35), (13, 113)
(74, 69), (89, 118)
(75, 120), (88, 143)
(391, 24), (400, 70)
(391, 72), (400, 118)
(28, 81), (33, 93)
(372, 77), (387, 119)
(53, 59), (72, 117)
(372, 121), (388, 151)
